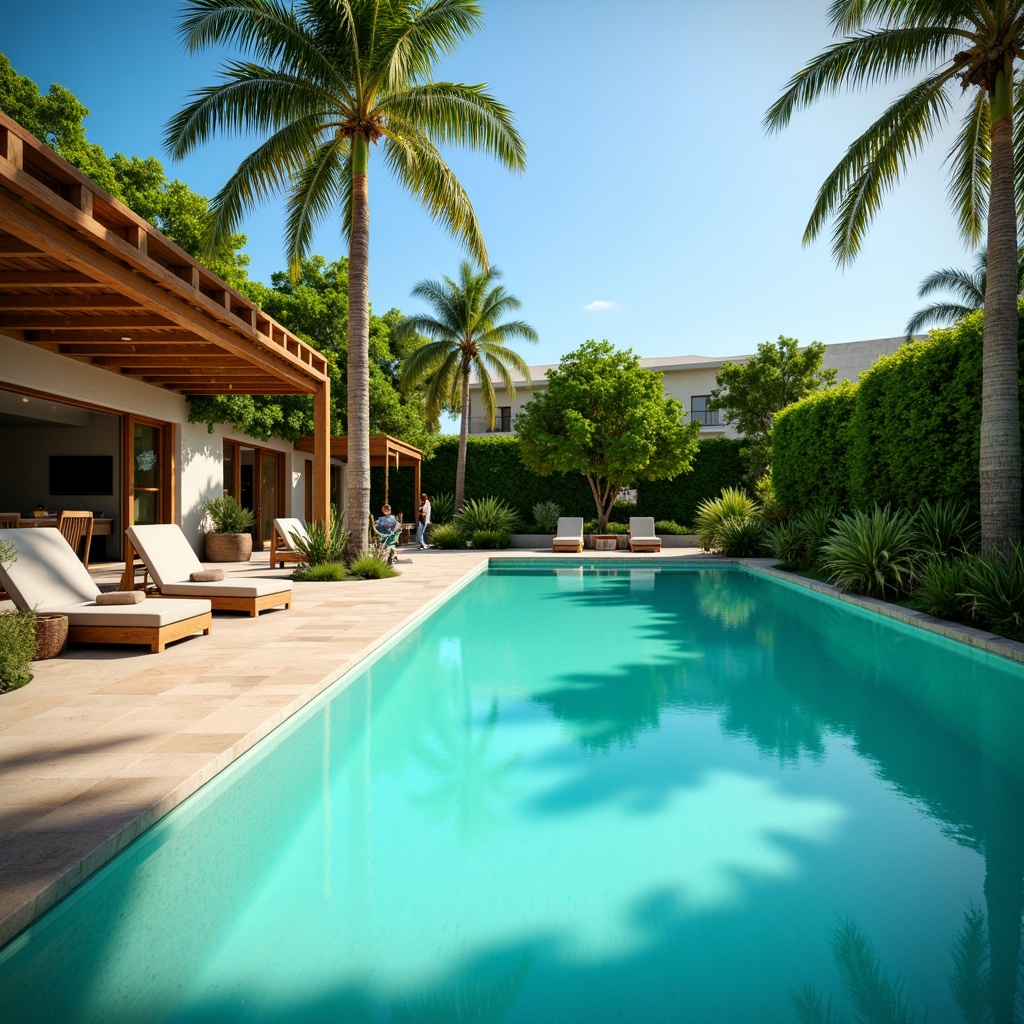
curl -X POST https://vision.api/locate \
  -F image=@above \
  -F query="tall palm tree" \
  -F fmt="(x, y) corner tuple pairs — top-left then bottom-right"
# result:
(766, 1), (1023, 555)
(164, 0), (526, 555)
(905, 246), (1024, 337)
(397, 261), (537, 509)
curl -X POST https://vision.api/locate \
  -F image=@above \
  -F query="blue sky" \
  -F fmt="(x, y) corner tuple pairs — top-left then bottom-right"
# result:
(4, 0), (976, 366)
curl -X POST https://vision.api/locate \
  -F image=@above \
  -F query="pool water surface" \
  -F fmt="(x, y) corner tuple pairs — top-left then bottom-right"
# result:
(2, 563), (1023, 1023)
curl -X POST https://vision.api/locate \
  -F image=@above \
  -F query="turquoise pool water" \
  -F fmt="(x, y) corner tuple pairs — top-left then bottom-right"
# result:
(3, 563), (1024, 1023)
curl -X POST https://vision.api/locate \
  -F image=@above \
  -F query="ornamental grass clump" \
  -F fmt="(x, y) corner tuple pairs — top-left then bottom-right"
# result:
(796, 504), (839, 569)
(694, 487), (760, 552)
(961, 544), (1024, 640)
(348, 551), (400, 579)
(293, 562), (346, 582)
(471, 529), (512, 549)
(914, 558), (971, 623)
(203, 495), (256, 533)
(821, 506), (919, 600)
(913, 499), (979, 561)
(428, 523), (467, 549)
(532, 500), (561, 534)
(764, 519), (806, 566)
(718, 516), (768, 557)
(291, 509), (348, 567)
(430, 492), (455, 525)
(455, 496), (520, 535)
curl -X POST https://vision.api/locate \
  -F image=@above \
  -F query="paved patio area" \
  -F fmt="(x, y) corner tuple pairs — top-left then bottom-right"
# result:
(0, 544), (706, 948)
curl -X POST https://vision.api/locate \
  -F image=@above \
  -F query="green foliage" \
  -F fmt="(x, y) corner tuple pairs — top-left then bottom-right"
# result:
(797, 505), (839, 570)
(0, 539), (17, 566)
(0, 609), (35, 693)
(754, 472), (788, 524)
(821, 506), (919, 600)
(203, 495), (255, 534)
(584, 521), (628, 534)
(718, 517), (768, 558)
(347, 552), (400, 579)
(532, 501), (561, 533)
(428, 522), (467, 549)
(293, 562), (346, 582)
(470, 530), (512, 549)
(962, 544), (1024, 639)
(429, 492), (455, 525)
(914, 558), (971, 622)
(765, 519), (806, 566)
(709, 336), (837, 478)
(654, 520), (687, 534)
(454, 496), (520, 535)
(694, 488), (760, 552)
(516, 340), (701, 528)
(914, 499), (979, 560)
(291, 510), (348, 566)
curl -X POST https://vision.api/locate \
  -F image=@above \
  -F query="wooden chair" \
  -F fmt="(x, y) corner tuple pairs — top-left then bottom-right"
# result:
(269, 518), (310, 569)
(0, 513), (20, 529)
(57, 510), (94, 568)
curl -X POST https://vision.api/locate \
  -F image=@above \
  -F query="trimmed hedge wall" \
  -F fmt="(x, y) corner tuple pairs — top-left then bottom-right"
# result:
(772, 309), (1024, 514)
(419, 435), (744, 526)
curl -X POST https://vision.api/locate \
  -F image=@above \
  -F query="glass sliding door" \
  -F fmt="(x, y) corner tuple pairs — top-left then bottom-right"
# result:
(125, 417), (171, 528)
(259, 450), (279, 545)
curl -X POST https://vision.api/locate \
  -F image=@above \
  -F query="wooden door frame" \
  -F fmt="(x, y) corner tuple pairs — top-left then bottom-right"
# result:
(121, 415), (174, 536)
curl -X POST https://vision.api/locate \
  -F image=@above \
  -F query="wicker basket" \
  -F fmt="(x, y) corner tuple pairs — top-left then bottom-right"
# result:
(34, 613), (68, 660)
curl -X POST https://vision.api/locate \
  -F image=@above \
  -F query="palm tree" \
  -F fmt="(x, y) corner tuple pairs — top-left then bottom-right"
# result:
(905, 246), (1024, 337)
(397, 261), (537, 509)
(164, 0), (526, 555)
(766, 2), (1023, 555)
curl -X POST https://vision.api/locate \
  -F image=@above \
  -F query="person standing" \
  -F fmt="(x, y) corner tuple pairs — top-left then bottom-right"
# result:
(416, 493), (431, 549)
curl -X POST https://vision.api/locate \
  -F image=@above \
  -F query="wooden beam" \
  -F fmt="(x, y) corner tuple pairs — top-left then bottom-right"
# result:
(312, 379), (331, 526)
(0, 313), (173, 330)
(0, 237), (42, 256)
(67, 184), (93, 217)
(25, 332), (199, 345)
(0, 127), (23, 170)
(0, 294), (142, 309)
(0, 271), (101, 286)
(86, 354), (248, 366)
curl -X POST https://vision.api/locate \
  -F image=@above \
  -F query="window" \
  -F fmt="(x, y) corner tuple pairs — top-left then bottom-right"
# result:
(690, 395), (722, 427)
(495, 406), (512, 432)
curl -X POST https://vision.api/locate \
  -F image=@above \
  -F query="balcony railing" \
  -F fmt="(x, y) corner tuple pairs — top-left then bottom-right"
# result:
(691, 408), (724, 427)
(468, 415), (514, 434)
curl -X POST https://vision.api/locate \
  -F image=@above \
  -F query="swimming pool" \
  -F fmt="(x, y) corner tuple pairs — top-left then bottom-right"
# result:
(2, 562), (1023, 1022)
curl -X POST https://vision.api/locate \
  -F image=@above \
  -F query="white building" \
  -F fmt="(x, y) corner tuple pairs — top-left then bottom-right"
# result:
(466, 337), (910, 439)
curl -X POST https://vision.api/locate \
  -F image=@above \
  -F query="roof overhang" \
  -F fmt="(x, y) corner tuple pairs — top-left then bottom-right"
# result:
(0, 112), (328, 396)
(294, 434), (423, 465)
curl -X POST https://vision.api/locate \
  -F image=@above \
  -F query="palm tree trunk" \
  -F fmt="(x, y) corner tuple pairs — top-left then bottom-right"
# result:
(980, 73), (1022, 556)
(455, 366), (470, 511)
(346, 137), (371, 558)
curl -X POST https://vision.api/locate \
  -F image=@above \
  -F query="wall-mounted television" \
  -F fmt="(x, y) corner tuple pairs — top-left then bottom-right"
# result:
(49, 455), (114, 496)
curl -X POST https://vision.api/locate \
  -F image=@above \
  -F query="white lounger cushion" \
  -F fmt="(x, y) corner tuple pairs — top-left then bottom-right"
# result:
(127, 524), (291, 598)
(273, 517), (309, 551)
(0, 528), (211, 625)
(553, 517), (584, 544)
(629, 517), (659, 541)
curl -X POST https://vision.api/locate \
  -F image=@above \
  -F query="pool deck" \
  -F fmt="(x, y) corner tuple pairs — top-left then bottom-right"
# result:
(0, 544), (711, 949)
(2, 544), (1022, 951)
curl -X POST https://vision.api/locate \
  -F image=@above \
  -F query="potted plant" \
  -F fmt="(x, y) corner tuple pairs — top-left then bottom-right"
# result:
(203, 495), (256, 562)
(0, 539), (39, 692)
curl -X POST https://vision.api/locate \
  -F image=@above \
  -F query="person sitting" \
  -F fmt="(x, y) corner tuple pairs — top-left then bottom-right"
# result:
(375, 503), (398, 538)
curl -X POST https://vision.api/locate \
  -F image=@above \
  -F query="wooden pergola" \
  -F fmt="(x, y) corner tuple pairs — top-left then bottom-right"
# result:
(0, 111), (331, 525)
(295, 434), (422, 509)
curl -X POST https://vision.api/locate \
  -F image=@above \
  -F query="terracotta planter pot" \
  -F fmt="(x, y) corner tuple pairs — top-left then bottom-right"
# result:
(204, 532), (253, 562)
(34, 613), (68, 660)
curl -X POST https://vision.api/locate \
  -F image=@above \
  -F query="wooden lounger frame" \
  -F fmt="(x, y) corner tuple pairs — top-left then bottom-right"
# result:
(69, 610), (212, 654)
(628, 538), (662, 552)
(162, 591), (292, 617)
(552, 540), (584, 553)
(269, 525), (307, 569)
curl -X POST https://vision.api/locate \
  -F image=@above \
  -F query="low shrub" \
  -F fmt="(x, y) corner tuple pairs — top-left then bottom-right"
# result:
(291, 508), (348, 566)
(654, 520), (687, 534)
(455, 496), (520, 535)
(429, 522), (467, 549)
(0, 609), (35, 693)
(821, 506), (919, 600)
(204, 495), (256, 533)
(532, 500), (561, 534)
(471, 530), (512, 549)
(914, 558), (970, 622)
(612, 498), (638, 517)
(347, 551), (400, 579)
(754, 473), (788, 525)
(694, 487), (759, 552)
(430, 492), (455, 525)
(718, 516), (768, 557)
(962, 544), (1024, 639)
(914, 499), (979, 560)
(796, 504), (839, 569)
(764, 519), (805, 566)
(583, 521), (628, 534)
(293, 562), (346, 582)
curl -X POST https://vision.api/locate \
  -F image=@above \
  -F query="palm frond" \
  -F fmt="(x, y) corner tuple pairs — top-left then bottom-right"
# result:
(904, 300), (976, 336)
(283, 135), (350, 276)
(945, 89), (989, 245)
(916, 265), (984, 302)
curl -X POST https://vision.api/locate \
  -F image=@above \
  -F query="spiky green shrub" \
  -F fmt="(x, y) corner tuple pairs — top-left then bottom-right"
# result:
(347, 551), (400, 579)
(654, 520), (687, 534)
(0, 609), (35, 693)
(796, 504), (839, 569)
(429, 522), (467, 549)
(293, 562), (346, 582)
(203, 495), (256, 533)
(455, 496), (520, 535)
(914, 558), (970, 622)
(694, 487), (760, 552)
(914, 499), (979, 560)
(962, 544), (1024, 639)
(291, 509), (348, 566)
(429, 492), (455, 525)
(821, 506), (919, 599)
(532, 500), (561, 533)
(471, 530), (512, 549)
(718, 516), (768, 557)
(764, 519), (805, 566)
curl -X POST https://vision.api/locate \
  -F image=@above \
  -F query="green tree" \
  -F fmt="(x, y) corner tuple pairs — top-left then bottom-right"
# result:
(765, 1), (1023, 555)
(709, 336), (836, 480)
(165, 0), (526, 555)
(397, 261), (537, 509)
(516, 340), (701, 530)
(905, 246), (1024, 338)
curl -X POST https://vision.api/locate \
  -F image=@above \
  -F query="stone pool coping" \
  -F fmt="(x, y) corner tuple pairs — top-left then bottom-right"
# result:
(1, 544), (1021, 950)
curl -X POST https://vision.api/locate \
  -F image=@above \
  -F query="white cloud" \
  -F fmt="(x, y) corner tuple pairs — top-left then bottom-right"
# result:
(584, 299), (618, 313)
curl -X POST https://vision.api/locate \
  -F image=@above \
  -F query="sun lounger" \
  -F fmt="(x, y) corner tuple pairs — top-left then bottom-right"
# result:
(126, 524), (292, 617)
(0, 527), (211, 653)
(552, 517), (584, 553)
(270, 517), (310, 568)
(628, 517), (662, 552)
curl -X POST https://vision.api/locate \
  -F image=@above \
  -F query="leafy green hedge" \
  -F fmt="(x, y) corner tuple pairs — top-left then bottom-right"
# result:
(420, 435), (744, 526)
(772, 309), (1024, 515)
(773, 381), (858, 510)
